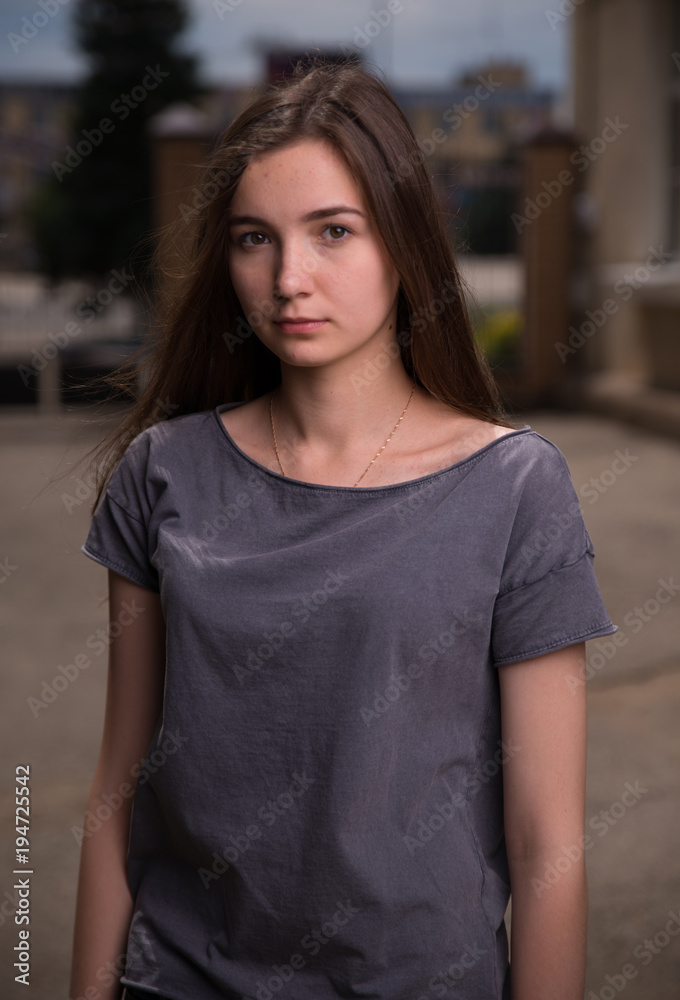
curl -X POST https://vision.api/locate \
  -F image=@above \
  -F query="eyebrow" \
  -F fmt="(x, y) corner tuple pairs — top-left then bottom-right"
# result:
(227, 205), (365, 228)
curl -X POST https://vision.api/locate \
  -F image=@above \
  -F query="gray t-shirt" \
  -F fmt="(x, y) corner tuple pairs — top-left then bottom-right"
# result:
(82, 401), (617, 1000)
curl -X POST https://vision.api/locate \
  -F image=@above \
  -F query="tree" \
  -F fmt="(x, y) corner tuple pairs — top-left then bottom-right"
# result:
(27, 0), (206, 286)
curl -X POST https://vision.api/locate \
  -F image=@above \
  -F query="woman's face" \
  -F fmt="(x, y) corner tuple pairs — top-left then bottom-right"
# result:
(226, 137), (401, 372)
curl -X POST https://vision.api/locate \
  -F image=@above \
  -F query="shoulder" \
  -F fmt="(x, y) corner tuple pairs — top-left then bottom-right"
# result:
(484, 427), (574, 484)
(119, 408), (215, 463)
(416, 394), (564, 475)
(508, 432), (581, 518)
(431, 411), (572, 479)
(105, 408), (216, 500)
(496, 432), (591, 585)
(470, 428), (583, 543)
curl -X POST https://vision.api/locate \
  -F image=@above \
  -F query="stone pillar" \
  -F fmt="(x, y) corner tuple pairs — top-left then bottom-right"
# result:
(147, 103), (215, 291)
(38, 349), (62, 414)
(519, 128), (579, 405)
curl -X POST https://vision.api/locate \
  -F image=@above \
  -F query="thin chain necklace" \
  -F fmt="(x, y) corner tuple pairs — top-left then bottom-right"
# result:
(269, 381), (417, 487)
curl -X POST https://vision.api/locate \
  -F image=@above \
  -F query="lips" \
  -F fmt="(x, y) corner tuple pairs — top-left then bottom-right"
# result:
(274, 317), (327, 332)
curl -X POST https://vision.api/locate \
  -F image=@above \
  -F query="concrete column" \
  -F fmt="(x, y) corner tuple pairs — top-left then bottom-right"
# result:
(519, 129), (578, 405)
(147, 103), (215, 293)
(38, 353), (61, 414)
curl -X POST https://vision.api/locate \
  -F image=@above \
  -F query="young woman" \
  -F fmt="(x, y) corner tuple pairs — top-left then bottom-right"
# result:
(70, 58), (617, 1000)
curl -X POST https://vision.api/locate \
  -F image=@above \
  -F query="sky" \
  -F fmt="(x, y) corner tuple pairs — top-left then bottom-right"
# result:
(0, 0), (570, 93)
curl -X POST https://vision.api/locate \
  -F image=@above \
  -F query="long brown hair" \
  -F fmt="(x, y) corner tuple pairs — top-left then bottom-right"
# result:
(83, 55), (510, 511)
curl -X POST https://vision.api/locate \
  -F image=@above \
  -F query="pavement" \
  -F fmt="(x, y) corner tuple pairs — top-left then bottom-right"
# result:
(0, 403), (678, 1000)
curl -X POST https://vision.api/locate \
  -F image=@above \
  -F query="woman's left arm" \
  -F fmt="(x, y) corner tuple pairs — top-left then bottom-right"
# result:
(499, 641), (588, 1000)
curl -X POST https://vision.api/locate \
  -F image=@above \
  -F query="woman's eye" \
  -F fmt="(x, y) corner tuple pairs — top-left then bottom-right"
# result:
(325, 225), (350, 241)
(238, 232), (268, 247)
(237, 226), (350, 247)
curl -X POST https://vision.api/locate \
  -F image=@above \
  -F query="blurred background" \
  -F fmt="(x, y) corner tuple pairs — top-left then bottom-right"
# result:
(1, 1), (679, 997)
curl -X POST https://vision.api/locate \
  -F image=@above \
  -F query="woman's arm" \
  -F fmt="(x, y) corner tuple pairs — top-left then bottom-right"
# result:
(498, 642), (588, 1000)
(69, 570), (166, 1000)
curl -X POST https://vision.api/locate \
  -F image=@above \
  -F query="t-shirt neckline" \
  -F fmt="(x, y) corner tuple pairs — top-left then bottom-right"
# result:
(213, 401), (532, 493)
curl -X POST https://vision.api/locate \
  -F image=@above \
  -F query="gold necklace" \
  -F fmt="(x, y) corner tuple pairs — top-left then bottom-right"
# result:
(269, 382), (417, 487)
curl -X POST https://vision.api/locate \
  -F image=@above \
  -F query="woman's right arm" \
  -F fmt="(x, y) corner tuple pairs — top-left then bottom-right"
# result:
(69, 569), (166, 1000)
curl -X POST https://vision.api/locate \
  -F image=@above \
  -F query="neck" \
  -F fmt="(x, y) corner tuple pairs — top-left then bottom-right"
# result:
(271, 355), (420, 462)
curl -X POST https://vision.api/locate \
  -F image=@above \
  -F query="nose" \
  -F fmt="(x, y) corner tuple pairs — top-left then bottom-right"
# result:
(273, 238), (316, 300)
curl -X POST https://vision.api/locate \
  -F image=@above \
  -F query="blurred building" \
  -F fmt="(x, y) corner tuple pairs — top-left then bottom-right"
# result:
(0, 51), (553, 274)
(258, 45), (362, 84)
(391, 62), (554, 252)
(1, 44), (548, 409)
(393, 62), (552, 166)
(0, 79), (75, 271)
(572, 0), (680, 405)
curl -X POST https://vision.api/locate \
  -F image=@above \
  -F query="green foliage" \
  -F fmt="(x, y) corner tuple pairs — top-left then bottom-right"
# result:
(472, 305), (523, 371)
(28, 0), (207, 285)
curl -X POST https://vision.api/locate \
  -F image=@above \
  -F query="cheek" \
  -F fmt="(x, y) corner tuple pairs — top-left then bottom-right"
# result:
(341, 254), (397, 310)
(228, 259), (264, 309)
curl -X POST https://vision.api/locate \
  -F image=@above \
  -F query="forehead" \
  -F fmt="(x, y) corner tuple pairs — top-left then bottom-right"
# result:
(232, 139), (363, 209)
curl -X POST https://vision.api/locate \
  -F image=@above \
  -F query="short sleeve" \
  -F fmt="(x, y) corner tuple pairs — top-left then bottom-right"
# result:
(491, 435), (617, 666)
(81, 430), (160, 593)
